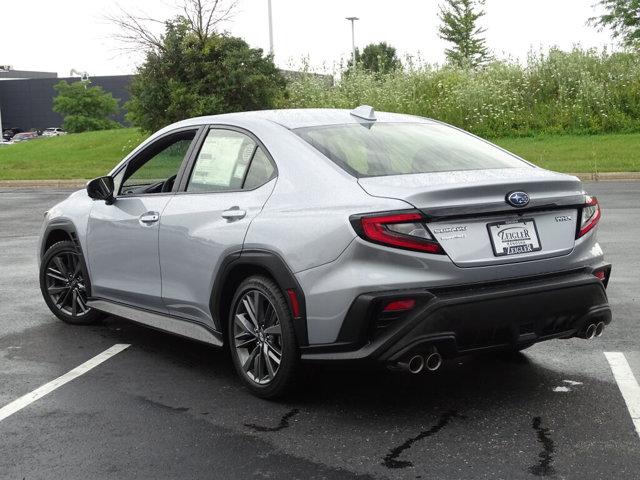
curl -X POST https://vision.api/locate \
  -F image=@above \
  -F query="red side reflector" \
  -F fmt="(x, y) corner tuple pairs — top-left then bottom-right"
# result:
(594, 270), (606, 281)
(286, 288), (301, 318)
(383, 299), (416, 313)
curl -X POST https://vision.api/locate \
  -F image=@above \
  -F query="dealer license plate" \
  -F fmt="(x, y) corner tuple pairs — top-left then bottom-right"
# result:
(487, 218), (542, 257)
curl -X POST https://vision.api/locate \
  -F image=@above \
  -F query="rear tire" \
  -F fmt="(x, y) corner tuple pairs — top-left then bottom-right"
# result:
(39, 240), (102, 325)
(228, 275), (299, 399)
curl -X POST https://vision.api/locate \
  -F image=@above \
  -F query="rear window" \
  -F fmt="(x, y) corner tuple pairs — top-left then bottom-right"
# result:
(295, 122), (527, 177)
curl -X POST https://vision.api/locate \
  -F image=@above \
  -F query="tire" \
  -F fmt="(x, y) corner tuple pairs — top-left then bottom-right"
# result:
(39, 240), (103, 325)
(228, 275), (299, 399)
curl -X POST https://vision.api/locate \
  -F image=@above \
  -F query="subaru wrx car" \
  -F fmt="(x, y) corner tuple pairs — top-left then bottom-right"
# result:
(38, 107), (612, 398)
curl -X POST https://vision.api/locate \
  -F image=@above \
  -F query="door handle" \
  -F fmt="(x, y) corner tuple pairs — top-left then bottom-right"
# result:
(221, 207), (246, 221)
(139, 211), (160, 224)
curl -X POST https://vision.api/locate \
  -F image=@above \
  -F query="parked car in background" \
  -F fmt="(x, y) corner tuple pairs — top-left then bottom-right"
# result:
(38, 107), (612, 398)
(2, 128), (23, 141)
(42, 127), (66, 137)
(11, 132), (39, 143)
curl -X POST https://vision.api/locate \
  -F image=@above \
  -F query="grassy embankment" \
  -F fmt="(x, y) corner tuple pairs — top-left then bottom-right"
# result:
(0, 128), (638, 180)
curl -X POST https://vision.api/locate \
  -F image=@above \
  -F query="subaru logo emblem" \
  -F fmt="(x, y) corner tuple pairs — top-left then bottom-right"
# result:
(506, 191), (530, 208)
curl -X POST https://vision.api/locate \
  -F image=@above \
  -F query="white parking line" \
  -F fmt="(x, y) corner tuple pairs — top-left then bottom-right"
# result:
(604, 352), (640, 437)
(0, 343), (130, 422)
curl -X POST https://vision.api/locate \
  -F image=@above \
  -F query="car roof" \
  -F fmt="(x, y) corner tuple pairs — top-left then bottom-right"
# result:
(169, 108), (434, 130)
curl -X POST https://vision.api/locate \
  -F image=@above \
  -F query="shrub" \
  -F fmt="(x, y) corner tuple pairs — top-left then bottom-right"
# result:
(281, 48), (640, 138)
(53, 80), (120, 133)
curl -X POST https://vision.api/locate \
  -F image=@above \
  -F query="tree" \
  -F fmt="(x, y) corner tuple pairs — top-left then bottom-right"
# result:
(107, 0), (238, 52)
(125, 19), (286, 132)
(52, 80), (120, 133)
(589, 0), (640, 49)
(346, 42), (402, 75)
(438, 0), (491, 68)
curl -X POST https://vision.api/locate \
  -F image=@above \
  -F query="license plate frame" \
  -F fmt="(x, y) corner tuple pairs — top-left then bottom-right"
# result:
(487, 218), (542, 257)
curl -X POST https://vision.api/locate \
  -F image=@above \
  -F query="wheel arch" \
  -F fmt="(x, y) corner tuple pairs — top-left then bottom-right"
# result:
(41, 219), (93, 296)
(41, 220), (79, 257)
(211, 249), (308, 346)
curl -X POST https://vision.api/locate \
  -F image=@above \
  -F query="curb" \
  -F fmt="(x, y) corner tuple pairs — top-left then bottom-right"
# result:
(571, 172), (640, 181)
(1, 173), (639, 189)
(0, 179), (88, 189)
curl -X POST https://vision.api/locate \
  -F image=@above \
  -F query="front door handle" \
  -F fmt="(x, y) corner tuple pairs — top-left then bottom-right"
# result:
(139, 211), (160, 224)
(221, 207), (246, 221)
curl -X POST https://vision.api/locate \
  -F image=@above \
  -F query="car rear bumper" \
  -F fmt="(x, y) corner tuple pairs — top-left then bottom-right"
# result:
(299, 267), (612, 364)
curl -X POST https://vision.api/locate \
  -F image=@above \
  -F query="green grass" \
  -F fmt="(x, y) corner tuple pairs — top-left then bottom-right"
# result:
(0, 128), (146, 180)
(0, 128), (638, 180)
(494, 133), (640, 173)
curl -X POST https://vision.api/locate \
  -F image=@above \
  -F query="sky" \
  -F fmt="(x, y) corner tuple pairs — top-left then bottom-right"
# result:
(0, 0), (615, 77)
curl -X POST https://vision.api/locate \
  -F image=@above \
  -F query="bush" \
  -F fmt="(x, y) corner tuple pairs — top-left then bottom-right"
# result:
(53, 80), (120, 133)
(126, 20), (286, 133)
(281, 48), (640, 138)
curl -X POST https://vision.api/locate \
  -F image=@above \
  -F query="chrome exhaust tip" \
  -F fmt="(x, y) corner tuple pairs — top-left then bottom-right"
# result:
(584, 323), (597, 340)
(425, 351), (442, 371)
(391, 354), (425, 374)
(407, 355), (425, 374)
(595, 321), (605, 338)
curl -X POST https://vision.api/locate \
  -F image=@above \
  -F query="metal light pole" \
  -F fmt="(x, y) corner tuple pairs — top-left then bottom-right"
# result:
(345, 16), (359, 64)
(268, 0), (274, 57)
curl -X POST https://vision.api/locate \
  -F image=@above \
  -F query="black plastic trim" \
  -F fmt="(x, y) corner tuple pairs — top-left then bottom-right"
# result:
(300, 267), (612, 363)
(419, 194), (588, 222)
(210, 249), (308, 346)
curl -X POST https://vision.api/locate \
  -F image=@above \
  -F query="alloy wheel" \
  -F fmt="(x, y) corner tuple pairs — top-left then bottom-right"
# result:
(233, 289), (283, 385)
(44, 251), (90, 317)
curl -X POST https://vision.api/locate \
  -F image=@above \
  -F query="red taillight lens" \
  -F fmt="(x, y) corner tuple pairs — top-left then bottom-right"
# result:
(594, 270), (606, 281)
(383, 299), (416, 312)
(577, 196), (601, 238)
(354, 212), (444, 254)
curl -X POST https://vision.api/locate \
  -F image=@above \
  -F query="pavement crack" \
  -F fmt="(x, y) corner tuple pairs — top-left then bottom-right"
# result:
(528, 416), (556, 477)
(137, 396), (189, 413)
(382, 410), (461, 469)
(245, 408), (299, 432)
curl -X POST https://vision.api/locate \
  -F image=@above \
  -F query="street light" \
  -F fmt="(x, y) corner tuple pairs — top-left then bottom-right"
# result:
(268, 0), (274, 57)
(345, 16), (359, 64)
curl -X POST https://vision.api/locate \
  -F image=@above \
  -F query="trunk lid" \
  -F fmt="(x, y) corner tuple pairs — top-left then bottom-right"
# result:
(358, 168), (585, 267)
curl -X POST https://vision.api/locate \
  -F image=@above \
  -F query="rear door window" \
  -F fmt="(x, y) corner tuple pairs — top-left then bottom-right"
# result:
(186, 129), (276, 192)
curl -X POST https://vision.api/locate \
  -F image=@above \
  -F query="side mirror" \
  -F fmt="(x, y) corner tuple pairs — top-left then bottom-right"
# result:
(87, 176), (115, 204)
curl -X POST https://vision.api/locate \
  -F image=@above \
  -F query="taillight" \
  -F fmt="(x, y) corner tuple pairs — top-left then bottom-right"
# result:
(577, 196), (601, 238)
(351, 211), (444, 254)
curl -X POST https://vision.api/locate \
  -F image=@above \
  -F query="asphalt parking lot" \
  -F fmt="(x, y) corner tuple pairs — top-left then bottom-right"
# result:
(1, 182), (639, 480)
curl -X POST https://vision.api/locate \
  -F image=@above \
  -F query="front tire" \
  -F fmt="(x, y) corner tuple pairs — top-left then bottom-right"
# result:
(228, 275), (299, 399)
(39, 240), (102, 325)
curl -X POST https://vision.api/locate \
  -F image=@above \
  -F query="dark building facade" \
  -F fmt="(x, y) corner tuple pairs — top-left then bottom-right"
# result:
(0, 75), (133, 131)
(0, 69), (57, 79)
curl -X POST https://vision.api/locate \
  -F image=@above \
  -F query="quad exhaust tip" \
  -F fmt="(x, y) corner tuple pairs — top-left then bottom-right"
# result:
(595, 321), (605, 338)
(585, 323), (597, 340)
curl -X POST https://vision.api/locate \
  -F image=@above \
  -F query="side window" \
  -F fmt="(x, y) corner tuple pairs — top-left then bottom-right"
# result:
(243, 148), (275, 190)
(120, 130), (196, 195)
(187, 129), (257, 193)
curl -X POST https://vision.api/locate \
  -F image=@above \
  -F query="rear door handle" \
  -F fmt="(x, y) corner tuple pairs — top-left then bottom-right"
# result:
(139, 211), (160, 224)
(221, 207), (246, 220)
